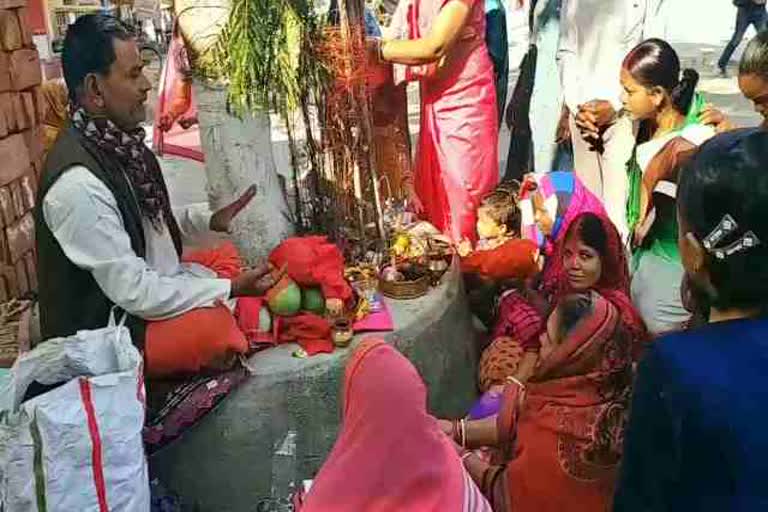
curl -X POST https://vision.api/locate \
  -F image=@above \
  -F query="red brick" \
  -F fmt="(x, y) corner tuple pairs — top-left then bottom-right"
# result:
(0, 133), (29, 186)
(22, 126), (41, 164)
(10, 180), (23, 218)
(19, 171), (34, 210)
(0, 270), (8, 302)
(0, 52), (10, 93)
(9, 49), (40, 91)
(15, 8), (32, 48)
(23, 250), (34, 291)
(0, 93), (8, 138)
(20, 90), (33, 125)
(14, 258), (27, 295)
(0, 11), (22, 51)
(2, 268), (18, 299)
(5, 211), (33, 262)
(10, 92), (28, 131)
(30, 84), (43, 123)
(0, 90), (12, 125)
(0, 186), (14, 226)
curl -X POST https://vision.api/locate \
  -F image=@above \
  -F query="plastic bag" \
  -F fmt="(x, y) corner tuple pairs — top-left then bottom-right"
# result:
(0, 311), (150, 511)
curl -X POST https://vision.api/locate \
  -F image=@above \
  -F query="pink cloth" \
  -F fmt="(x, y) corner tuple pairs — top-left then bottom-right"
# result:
(352, 299), (394, 333)
(397, 0), (499, 243)
(300, 339), (489, 511)
(152, 28), (203, 163)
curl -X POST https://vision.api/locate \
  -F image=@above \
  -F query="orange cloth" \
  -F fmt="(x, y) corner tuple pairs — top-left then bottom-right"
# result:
(269, 236), (352, 301)
(145, 242), (248, 377)
(461, 238), (539, 281)
(183, 241), (243, 279)
(145, 304), (248, 377)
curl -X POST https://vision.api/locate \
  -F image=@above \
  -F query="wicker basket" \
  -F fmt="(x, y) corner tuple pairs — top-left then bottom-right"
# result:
(379, 273), (431, 300)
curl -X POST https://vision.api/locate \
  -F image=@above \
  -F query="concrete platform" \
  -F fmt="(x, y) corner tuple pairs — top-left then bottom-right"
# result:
(150, 264), (479, 511)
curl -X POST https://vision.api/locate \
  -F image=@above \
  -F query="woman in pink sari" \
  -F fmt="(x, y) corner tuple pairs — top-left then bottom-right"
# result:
(297, 339), (490, 511)
(376, 0), (499, 242)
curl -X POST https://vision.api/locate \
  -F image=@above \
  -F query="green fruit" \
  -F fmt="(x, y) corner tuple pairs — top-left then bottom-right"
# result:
(266, 275), (302, 316)
(302, 288), (326, 315)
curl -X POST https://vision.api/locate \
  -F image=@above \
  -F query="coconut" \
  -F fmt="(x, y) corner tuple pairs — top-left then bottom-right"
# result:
(302, 288), (326, 315)
(266, 275), (302, 316)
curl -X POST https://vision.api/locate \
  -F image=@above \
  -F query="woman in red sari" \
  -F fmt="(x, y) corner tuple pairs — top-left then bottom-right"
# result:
(297, 339), (491, 511)
(480, 212), (647, 391)
(462, 290), (633, 511)
(443, 290), (635, 510)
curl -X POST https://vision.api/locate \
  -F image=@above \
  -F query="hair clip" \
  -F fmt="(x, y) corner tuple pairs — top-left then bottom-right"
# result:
(711, 231), (761, 261)
(702, 214), (737, 251)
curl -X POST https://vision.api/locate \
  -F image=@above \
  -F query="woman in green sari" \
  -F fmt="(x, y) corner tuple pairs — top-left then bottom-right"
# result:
(620, 39), (715, 337)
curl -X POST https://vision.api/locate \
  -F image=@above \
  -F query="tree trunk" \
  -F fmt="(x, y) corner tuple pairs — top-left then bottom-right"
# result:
(176, 3), (293, 263)
(193, 82), (293, 263)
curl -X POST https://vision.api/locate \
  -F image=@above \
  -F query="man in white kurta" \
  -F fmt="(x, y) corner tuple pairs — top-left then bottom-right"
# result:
(557, 0), (666, 239)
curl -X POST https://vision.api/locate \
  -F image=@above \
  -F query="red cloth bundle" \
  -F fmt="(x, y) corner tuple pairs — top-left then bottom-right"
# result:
(269, 236), (352, 301)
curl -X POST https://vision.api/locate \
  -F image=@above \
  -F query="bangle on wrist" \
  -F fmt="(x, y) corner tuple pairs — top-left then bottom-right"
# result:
(505, 375), (526, 390)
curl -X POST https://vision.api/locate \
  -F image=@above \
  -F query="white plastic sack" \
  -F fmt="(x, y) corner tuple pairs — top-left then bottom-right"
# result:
(0, 312), (149, 512)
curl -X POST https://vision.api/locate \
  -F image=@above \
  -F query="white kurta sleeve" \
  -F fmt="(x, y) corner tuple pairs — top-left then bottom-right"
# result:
(172, 202), (214, 243)
(43, 166), (232, 321)
(556, 0), (580, 113)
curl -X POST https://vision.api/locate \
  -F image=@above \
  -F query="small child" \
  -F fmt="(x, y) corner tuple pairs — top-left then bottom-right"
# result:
(458, 185), (521, 256)
(470, 292), (593, 419)
(460, 185), (540, 281)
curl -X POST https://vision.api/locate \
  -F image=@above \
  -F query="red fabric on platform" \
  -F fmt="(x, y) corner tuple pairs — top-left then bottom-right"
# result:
(277, 314), (334, 355)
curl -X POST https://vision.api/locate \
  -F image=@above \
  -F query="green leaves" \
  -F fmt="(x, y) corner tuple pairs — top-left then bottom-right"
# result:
(199, 0), (327, 117)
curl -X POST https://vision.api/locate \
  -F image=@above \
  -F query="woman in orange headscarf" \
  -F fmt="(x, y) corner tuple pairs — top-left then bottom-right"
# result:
(297, 339), (491, 511)
(40, 79), (69, 154)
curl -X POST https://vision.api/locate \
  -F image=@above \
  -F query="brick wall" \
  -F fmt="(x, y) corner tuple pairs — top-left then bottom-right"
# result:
(0, 0), (41, 300)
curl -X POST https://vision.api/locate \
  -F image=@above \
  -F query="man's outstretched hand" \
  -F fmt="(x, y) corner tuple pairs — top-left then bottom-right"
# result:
(210, 185), (257, 233)
(231, 263), (287, 297)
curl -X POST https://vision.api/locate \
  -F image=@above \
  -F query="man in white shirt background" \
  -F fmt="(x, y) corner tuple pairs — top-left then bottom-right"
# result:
(557, 0), (665, 240)
(35, 14), (280, 351)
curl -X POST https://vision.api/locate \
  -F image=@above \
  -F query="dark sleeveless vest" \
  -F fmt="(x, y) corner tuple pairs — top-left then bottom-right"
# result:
(34, 125), (183, 349)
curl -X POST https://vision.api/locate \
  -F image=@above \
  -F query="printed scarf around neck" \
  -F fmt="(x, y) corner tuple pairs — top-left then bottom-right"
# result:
(71, 106), (170, 228)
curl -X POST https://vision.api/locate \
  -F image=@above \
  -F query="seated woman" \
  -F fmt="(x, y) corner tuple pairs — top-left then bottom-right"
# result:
(443, 290), (634, 511)
(619, 38), (715, 336)
(40, 79), (69, 154)
(616, 129), (768, 510)
(518, 171), (606, 261)
(479, 212), (646, 393)
(296, 339), (491, 511)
